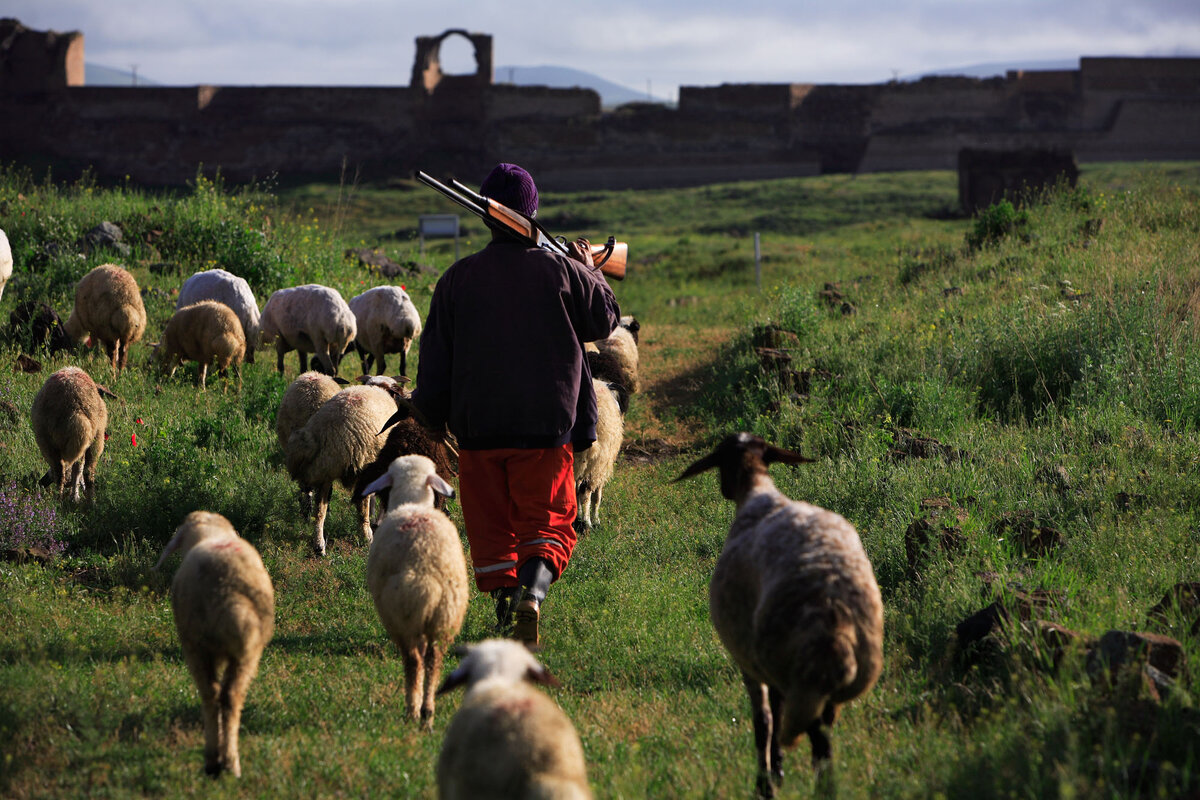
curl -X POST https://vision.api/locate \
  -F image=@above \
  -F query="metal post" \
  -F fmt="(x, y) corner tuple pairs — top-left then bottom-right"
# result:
(754, 232), (761, 291)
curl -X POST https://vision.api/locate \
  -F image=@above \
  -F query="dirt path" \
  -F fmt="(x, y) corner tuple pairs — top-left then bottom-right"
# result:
(619, 321), (738, 463)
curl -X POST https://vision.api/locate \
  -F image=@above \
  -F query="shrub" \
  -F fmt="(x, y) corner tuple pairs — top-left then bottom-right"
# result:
(967, 199), (1030, 250)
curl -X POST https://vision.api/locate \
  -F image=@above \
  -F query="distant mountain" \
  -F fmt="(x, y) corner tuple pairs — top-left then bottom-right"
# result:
(85, 63), (160, 86)
(902, 55), (1197, 81)
(496, 65), (669, 107)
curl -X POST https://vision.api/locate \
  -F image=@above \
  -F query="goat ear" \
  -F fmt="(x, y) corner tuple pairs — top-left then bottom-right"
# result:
(525, 665), (562, 689)
(153, 530), (183, 571)
(426, 473), (456, 500)
(675, 451), (721, 482)
(95, 384), (119, 400)
(763, 445), (816, 466)
(360, 472), (393, 497)
(378, 409), (406, 435)
(436, 664), (470, 696)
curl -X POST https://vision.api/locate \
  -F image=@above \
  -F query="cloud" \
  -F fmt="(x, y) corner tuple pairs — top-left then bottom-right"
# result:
(6, 0), (1199, 92)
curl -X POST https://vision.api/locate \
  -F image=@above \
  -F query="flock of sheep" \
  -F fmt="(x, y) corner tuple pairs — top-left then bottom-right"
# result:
(11, 223), (884, 797)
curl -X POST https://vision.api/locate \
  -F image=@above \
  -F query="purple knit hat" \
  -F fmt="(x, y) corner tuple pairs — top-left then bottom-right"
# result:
(479, 163), (538, 217)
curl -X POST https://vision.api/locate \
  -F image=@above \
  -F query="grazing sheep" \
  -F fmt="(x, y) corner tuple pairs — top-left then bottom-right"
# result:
(436, 639), (592, 800)
(275, 371), (348, 518)
(285, 385), (396, 555)
(360, 455), (468, 729)
(64, 263), (147, 374)
(155, 300), (246, 391)
(155, 511), (274, 778)
(176, 269), (263, 363)
(31, 366), (112, 503)
(676, 433), (884, 798)
(586, 322), (639, 393)
(349, 285), (422, 376)
(574, 379), (625, 531)
(259, 284), (356, 376)
(0, 227), (11, 301)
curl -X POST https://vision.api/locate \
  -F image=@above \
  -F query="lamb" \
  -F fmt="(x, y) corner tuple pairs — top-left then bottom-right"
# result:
(176, 268), (263, 363)
(675, 433), (884, 799)
(260, 284), (356, 376)
(436, 639), (592, 800)
(348, 285), (422, 376)
(360, 455), (468, 729)
(155, 300), (246, 391)
(586, 320), (639, 393)
(0, 227), (11, 301)
(64, 263), (147, 374)
(31, 366), (113, 503)
(574, 379), (626, 531)
(285, 384), (397, 555)
(154, 511), (275, 778)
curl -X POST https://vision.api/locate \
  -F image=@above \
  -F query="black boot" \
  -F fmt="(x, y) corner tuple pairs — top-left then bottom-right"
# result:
(513, 558), (554, 647)
(491, 586), (520, 633)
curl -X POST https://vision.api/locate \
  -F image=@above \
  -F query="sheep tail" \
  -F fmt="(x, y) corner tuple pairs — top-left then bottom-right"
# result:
(778, 622), (858, 748)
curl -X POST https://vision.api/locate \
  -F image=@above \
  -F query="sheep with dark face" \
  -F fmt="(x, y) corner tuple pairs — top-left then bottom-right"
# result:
(676, 433), (883, 798)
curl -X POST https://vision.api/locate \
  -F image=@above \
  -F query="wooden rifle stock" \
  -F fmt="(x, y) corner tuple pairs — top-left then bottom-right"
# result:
(416, 170), (627, 280)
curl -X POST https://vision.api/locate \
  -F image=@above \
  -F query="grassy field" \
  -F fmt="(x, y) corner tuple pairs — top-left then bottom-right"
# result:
(1, 161), (1198, 798)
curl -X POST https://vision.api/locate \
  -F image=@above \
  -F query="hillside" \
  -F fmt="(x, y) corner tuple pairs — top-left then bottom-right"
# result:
(1, 163), (1198, 798)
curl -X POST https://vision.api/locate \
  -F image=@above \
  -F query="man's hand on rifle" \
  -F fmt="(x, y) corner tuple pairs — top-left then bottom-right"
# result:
(566, 237), (595, 270)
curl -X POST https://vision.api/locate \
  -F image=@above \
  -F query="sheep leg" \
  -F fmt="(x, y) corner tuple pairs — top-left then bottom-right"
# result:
(768, 685), (785, 787)
(83, 443), (101, 504)
(67, 461), (85, 504)
(183, 649), (223, 776)
(275, 342), (287, 374)
(576, 481), (593, 530)
(312, 482), (332, 556)
(420, 641), (441, 731)
(807, 719), (836, 797)
(198, 362), (209, 391)
(742, 674), (776, 799)
(116, 340), (128, 373)
(298, 351), (309, 374)
(51, 460), (67, 503)
(399, 350), (407, 378)
(592, 486), (604, 526)
(402, 644), (423, 723)
(105, 340), (119, 372)
(356, 494), (373, 544)
(375, 353), (386, 376)
(219, 652), (260, 778)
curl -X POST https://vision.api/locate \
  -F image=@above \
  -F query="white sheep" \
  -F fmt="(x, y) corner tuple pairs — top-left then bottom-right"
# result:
(436, 639), (592, 800)
(360, 455), (468, 729)
(155, 300), (246, 391)
(348, 285), (422, 376)
(0, 227), (12, 301)
(64, 263), (147, 374)
(586, 321), (639, 393)
(676, 433), (884, 799)
(284, 384), (397, 555)
(30, 366), (112, 503)
(574, 379), (624, 531)
(260, 284), (356, 376)
(176, 268), (263, 363)
(155, 511), (275, 778)
(276, 371), (347, 517)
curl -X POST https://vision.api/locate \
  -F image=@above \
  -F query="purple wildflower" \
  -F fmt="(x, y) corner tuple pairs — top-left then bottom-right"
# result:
(0, 480), (68, 555)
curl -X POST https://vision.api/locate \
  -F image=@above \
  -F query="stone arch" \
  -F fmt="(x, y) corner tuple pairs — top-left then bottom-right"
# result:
(410, 29), (493, 94)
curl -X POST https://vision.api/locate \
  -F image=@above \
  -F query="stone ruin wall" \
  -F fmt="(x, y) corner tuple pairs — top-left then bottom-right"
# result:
(1, 20), (1198, 190)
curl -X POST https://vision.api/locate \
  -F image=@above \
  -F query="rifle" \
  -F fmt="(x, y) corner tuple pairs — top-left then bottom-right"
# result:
(416, 170), (627, 280)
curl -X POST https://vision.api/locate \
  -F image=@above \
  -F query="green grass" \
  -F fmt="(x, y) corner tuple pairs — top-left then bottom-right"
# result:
(1, 161), (1199, 798)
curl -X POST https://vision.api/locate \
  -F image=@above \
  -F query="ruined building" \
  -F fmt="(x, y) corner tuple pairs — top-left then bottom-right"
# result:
(1, 19), (1198, 189)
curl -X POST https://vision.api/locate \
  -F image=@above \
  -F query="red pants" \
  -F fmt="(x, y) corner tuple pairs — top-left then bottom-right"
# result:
(458, 445), (578, 593)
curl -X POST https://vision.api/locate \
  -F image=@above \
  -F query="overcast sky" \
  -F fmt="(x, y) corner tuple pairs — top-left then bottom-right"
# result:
(8, 1), (1200, 100)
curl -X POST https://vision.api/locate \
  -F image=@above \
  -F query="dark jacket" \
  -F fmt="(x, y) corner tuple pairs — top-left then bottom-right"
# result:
(412, 238), (620, 451)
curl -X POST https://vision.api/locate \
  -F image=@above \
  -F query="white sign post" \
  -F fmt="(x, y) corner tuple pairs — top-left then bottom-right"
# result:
(419, 214), (461, 261)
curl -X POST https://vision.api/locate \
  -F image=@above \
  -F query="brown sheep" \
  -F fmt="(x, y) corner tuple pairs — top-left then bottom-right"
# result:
(155, 300), (246, 391)
(64, 263), (147, 374)
(31, 366), (113, 503)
